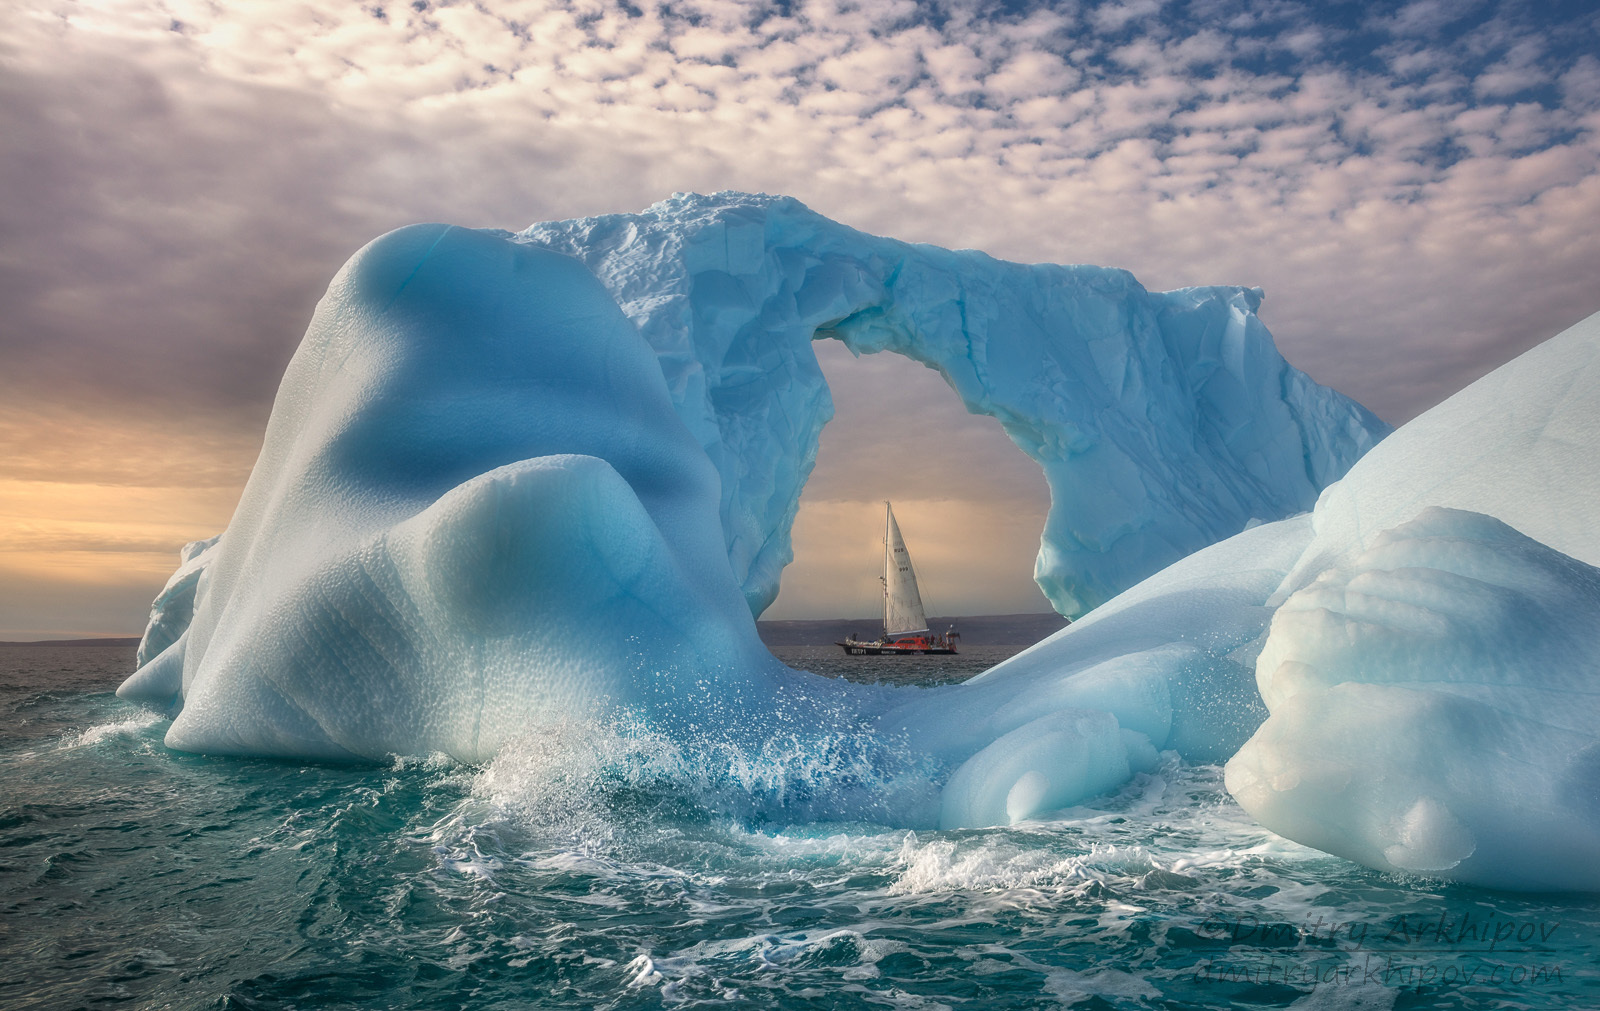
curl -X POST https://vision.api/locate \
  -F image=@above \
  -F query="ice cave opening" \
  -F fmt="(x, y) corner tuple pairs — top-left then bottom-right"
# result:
(767, 335), (1056, 622)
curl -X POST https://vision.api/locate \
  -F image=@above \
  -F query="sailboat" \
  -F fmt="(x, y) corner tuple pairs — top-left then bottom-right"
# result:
(836, 502), (960, 655)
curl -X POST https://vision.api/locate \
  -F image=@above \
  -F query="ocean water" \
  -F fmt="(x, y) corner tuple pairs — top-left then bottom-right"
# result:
(4, 644), (1598, 1010)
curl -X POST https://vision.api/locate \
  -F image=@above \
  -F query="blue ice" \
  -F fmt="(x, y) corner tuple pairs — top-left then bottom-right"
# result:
(117, 194), (1600, 891)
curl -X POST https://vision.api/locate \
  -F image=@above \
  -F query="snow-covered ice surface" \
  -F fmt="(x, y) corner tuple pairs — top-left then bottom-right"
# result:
(1272, 309), (1600, 597)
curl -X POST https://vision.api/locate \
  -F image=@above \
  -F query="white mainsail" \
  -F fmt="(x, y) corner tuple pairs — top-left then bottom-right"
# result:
(882, 502), (930, 637)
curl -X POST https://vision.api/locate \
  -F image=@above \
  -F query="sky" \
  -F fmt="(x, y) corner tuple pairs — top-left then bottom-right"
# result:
(2, 0), (1598, 636)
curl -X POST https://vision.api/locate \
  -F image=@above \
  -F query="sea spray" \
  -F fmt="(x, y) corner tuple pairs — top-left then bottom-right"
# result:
(471, 708), (947, 839)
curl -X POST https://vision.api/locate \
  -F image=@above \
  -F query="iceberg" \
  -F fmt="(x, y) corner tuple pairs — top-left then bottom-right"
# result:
(1228, 311), (1600, 891)
(918, 303), (1600, 884)
(119, 224), (810, 760)
(939, 309), (1600, 888)
(116, 189), (1600, 891)
(121, 192), (1380, 769)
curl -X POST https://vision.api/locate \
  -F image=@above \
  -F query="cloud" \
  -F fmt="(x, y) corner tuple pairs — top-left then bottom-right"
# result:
(2, 0), (1598, 632)
(0, 474), (238, 636)
(1379, 0), (1479, 38)
(986, 49), (1081, 101)
(1092, 0), (1167, 34)
(0, 404), (258, 488)
(1474, 38), (1550, 98)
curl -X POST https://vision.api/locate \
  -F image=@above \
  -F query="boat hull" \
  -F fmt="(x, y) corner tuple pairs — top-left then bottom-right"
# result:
(836, 637), (957, 656)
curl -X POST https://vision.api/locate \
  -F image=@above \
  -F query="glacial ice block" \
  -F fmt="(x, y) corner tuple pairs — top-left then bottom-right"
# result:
(937, 709), (1153, 830)
(521, 192), (1386, 617)
(1229, 507), (1600, 890)
(881, 513), (1314, 828)
(121, 224), (797, 761)
(117, 534), (219, 717)
(1228, 310), (1600, 890)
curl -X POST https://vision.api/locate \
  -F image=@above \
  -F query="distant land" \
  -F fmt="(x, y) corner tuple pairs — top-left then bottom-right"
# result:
(0, 637), (142, 647)
(757, 612), (1068, 648)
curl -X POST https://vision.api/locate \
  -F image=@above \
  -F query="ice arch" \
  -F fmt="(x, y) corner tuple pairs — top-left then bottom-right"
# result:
(121, 193), (1388, 766)
(520, 192), (1387, 618)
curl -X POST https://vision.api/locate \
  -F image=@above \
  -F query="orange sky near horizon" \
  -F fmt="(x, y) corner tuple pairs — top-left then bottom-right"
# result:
(0, 406), (259, 639)
(0, 340), (1055, 640)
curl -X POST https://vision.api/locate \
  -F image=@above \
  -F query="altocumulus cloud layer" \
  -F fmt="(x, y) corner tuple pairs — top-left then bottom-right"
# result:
(2, 0), (1598, 633)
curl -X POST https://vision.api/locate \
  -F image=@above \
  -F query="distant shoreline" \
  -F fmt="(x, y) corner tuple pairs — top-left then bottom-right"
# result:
(0, 637), (142, 647)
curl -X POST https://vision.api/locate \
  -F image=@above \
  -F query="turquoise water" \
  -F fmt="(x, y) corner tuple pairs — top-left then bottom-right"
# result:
(4, 645), (1598, 1010)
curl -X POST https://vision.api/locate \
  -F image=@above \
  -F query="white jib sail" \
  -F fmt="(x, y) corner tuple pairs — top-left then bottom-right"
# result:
(882, 502), (930, 637)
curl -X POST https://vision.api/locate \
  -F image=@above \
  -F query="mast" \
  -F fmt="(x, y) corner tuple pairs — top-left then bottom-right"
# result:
(882, 502), (930, 637)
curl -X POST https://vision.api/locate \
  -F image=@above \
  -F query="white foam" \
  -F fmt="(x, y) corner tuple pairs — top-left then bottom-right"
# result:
(57, 711), (162, 750)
